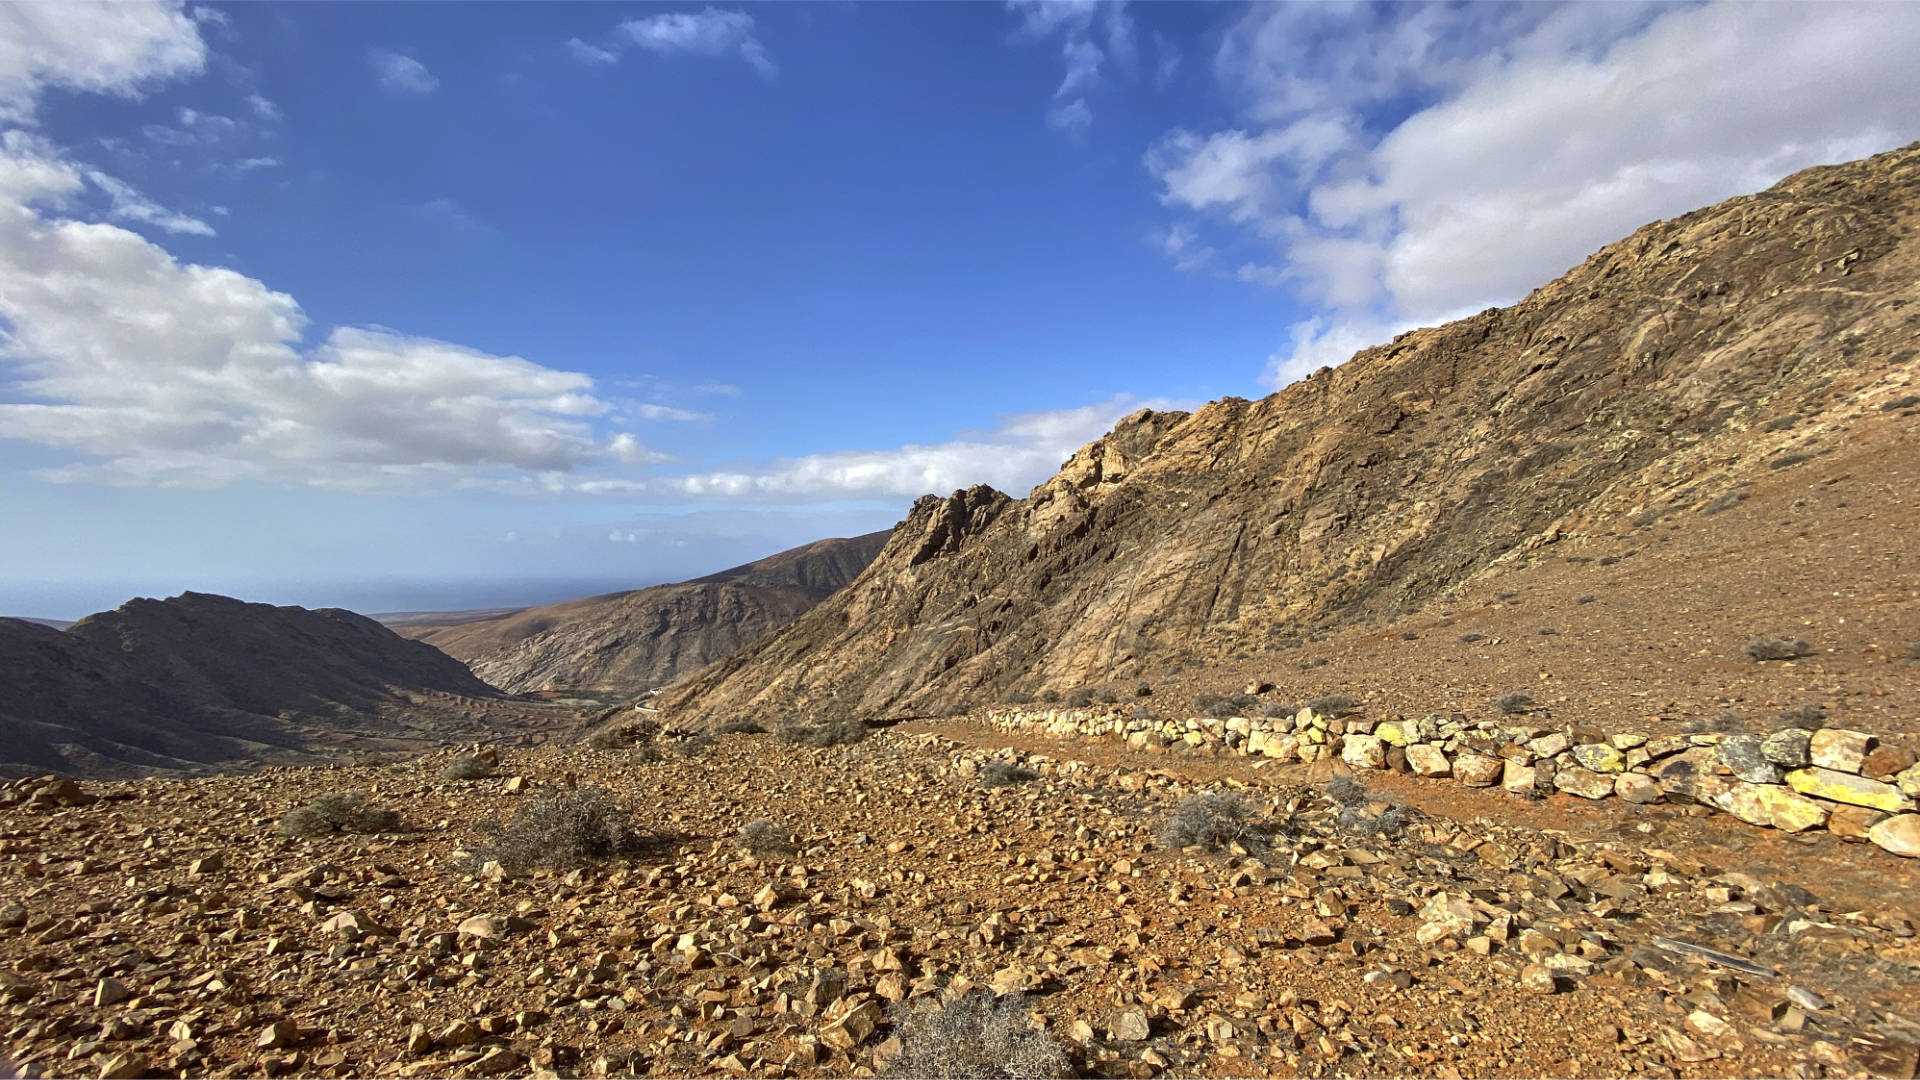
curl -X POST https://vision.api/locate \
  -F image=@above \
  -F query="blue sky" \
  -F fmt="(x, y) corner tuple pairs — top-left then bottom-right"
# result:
(3, 2), (1918, 618)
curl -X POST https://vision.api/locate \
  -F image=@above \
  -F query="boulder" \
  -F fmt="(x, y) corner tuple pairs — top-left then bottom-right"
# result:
(1554, 767), (1615, 800)
(1502, 760), (1538, 794)
(1717, 736), (1780, 784)
(1614, 772), (1663, 804)
(1341, 734), (1387, 770)
(1755, 787), (1828, 832)
(1784, 768), (1911, 813)
(1405, 744), (1450, 777)
(1867, 814), (1920, 857)
(1760, 729), (1813, 769)
(1827, 804), (1888, 841)
(1453, 754), (1503, 787)
(1571, 743), (1626, 773)
(1714, 783), (1772, 827)
(1809, 729), (1873, 773)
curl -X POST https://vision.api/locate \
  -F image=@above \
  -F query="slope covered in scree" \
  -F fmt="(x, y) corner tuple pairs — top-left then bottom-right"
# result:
(407, 531), (892, 692)
(662, 142), (1920, 723)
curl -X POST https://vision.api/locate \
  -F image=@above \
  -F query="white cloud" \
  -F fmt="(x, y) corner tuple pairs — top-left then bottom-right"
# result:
(0, 0), (206, 123)
(1150, 1), (1920, 389)
(575, 8), (777, 79)
(369, 48), (438, 94)
(1007, 0), (1133, 138)
(245, 93), (279, 122)
(659, 395), (1195, 502)
(630, 403), (709, 423)
(0, 136), (647, 490)
(83, 168), (213, 236)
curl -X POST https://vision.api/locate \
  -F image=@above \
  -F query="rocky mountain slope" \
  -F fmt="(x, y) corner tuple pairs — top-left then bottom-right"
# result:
(662, 142), (1920, 724)
(406, 531), (891, 694)
(0, 592), (537, 778)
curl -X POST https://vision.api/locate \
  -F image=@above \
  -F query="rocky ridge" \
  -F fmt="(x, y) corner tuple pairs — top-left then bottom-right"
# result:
(406, 532), (891, 694)
(0, 592), (569, 779)
(660, 143), (1920, 725)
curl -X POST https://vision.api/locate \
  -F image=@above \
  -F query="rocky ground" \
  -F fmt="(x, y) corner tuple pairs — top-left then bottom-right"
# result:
(5, 720), (1917, 1080)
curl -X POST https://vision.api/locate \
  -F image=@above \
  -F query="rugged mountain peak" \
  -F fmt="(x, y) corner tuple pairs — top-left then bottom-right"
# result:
(661, 142), (1920, 724)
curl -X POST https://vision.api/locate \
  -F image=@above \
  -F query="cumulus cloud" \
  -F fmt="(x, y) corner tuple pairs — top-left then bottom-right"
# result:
(369, 48), (437, 93)
(1148, 1), (1920, 389)
(659, 395), (1194, 502)
(0, 135), (650, 490)
(0, 0), (206, 123)
(572, 8), (777, 79)
(1007, 0), (1134, 137)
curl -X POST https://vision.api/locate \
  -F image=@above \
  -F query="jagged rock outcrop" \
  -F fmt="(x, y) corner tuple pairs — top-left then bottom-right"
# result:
(0, 592), (503, 777)
(406, 531), (891, 693)
(663, 143), (1920, 722)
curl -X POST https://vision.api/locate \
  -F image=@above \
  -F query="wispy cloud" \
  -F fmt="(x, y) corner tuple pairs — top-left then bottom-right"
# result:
(83, 168), (213, 236)
(0, 0), (207, 123)
(369, 48), (438, 94)
(570, 8), (777, 79)
(1006, 0), (1134, 138)
(1146, 2), (1920, 390)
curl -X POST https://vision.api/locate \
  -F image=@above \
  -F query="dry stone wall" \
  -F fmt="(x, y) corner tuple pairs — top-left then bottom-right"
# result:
(984, 706), (1920, 858)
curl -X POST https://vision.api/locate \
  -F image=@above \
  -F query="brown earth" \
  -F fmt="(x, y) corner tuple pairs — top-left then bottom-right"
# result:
(659, 142), (1920, 737)
(405, 532), (891, 695)
(3, 722), (1914, 1080)
(0, 593), (589, 780)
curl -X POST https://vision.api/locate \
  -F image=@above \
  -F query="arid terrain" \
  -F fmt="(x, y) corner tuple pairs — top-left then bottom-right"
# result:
(3, 146), (1920, 1080)
(403, 533), (890, 694)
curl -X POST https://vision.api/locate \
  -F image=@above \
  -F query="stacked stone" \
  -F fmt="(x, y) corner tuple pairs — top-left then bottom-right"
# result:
(984, 706), (1920, 859)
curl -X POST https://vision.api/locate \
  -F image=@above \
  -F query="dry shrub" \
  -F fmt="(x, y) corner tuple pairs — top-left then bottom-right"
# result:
(441, 754), (493, 781)
(1160, 792), (1267, 853)
(776, 717), (868, 747)
(882, 993), (1071, 1079)
(1745, 638), (1811, 662)
(979, 762), (1040, 789)
(734, 818), (795, 856)
(278, 791), (402, 838)
(463, 786), (648, 875)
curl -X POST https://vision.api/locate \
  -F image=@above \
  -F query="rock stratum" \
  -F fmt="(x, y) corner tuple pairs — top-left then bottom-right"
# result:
(405, 531), (891, 693)
(663, 143), (1920, 724)
(0, 592), (532, 778)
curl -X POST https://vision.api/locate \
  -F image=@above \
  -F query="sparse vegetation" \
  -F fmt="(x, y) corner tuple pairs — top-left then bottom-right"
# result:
(1576, 594), (1597, 604)
(1768, 451), (1816, 470)
(462, 786), (648, 875)
(1064, 688), (1094, 708)
(1130, 704), (1158, 722)
(278, 791), (402, 838)
(1326, 774), (1412, 837)
(630, 744), (664, 763)
(1305, 694), (1358, 717)
(1160, 792), (1267, 852)
(979, 761), (1040, 788)
(1494, 691), (1535, 714)
(1096, 687), (1120, 704)
(675, 733), (715, 757)
(1880, 394), (1919, 411)
(1745, 637), (1812, 661)
(584, 718), (660, 751)
(440, 754), (493, 781)
(734, 818), (795, 855)
(1257, 700), (1294, 719)
(715, 718), (767, 735)
(1038, 690), (1061, 704)
(1459, 632), (1486, 643)
(776, 716), (868, 747)
(881, 993), (1071, 1079)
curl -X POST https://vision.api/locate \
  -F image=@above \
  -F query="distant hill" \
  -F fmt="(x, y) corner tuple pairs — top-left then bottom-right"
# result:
(6, 616), (73, 630)
(404, 531), (892, 693)
(660, 143), (1920, 722)
(0, 591), (510, 778)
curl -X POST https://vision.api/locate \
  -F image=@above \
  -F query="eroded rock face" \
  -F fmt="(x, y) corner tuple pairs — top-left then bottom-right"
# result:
(403, 531), (891, 694)
(661, 144), (1920, 724)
